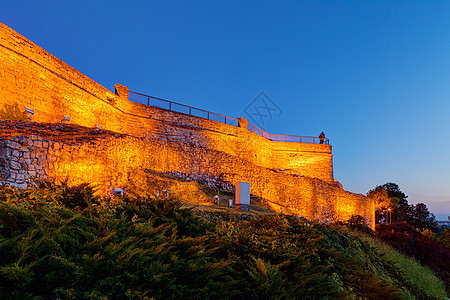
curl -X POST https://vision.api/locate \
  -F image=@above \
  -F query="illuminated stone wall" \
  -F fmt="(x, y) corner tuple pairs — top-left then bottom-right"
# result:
(0, 22), (374, 227)
(0, 22), (332, 183)
(0, 132), (373, 226)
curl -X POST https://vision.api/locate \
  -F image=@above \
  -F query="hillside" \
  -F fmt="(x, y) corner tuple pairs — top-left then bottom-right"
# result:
(0, 182), (447, 299)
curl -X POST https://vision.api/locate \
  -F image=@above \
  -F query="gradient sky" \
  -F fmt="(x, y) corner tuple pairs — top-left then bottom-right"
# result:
(2, 1), (450, 219)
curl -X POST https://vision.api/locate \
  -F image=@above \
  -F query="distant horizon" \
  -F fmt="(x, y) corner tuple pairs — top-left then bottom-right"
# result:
(435, 214), (449, 222)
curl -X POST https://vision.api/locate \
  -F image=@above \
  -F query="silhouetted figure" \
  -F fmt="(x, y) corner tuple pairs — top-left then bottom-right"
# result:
(319, 132), (325, 144)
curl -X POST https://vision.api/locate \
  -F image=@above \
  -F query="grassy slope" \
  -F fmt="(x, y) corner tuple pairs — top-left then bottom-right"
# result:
(356, 232), (447, 298)
(0, 183), (447, 299)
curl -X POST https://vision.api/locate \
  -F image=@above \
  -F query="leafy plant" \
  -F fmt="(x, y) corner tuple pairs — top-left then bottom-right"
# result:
(0, 182), (448, 299)
(377, 222), (450, 294)
(0, 102), (29, 121)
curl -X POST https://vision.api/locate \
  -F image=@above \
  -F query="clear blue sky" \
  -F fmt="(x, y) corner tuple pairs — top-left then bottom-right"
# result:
(3, 1), (450, 219)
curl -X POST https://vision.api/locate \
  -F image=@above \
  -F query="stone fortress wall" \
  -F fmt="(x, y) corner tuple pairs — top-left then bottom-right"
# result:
(0, 22), (374, 227)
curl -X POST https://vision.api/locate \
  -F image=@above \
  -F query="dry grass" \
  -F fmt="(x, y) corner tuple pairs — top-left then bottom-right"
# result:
(0, 120), (123, 142)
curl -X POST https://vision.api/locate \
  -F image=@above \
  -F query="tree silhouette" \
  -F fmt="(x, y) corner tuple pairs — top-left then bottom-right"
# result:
(380, 182), (409, 223)
(406, 203), (438, 231)
(368, 183), (438, 231)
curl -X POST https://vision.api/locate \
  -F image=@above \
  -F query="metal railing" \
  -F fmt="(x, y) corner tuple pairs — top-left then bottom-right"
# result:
(129, 91), (239, 126)
(247, 123), (329, 144)
(129, 91), (329, 145)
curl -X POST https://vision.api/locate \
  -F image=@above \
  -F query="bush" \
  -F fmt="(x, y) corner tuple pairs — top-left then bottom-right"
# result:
(341, 214), (374, 236)
(356, 231), (447, 299)
(377, 223), (450, 293)
(435, 227), (450, 250)
(0, 183), (447, 299)
(0, 102), (29, 121)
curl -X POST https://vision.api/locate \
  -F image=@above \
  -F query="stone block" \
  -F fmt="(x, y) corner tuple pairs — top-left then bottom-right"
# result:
(0, 148), (8, 156)
(9, 161), (21, 170)
(18, 136), (32, 146)
(5, 140), (20, 150)
(0, 157), (8, 168)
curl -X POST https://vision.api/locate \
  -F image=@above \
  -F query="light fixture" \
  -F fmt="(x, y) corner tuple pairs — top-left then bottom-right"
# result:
(113, 188), (124, 196)
(25, 107), (34, 120)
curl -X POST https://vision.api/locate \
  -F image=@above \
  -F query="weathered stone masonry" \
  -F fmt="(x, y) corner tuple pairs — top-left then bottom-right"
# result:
(0, 22), (374, 227)
(0, 131), (372, 226)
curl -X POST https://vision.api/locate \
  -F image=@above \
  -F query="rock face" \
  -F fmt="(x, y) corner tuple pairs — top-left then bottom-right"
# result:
(0, 22), (374, 228)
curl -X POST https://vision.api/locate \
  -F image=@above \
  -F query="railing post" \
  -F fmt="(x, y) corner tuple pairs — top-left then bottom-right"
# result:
(129, 90), (331, 145)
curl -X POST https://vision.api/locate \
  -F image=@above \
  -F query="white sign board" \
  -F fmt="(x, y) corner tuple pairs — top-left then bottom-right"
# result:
(235, 182), (250, 209)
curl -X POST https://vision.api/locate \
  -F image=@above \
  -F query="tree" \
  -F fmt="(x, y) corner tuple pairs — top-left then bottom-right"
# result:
(368, 182), (438, 231)
(367, 186), (391, 224)
(367, 182), (408, 224)
(380, 182), (409, 223)
(407, 203), (438, 231)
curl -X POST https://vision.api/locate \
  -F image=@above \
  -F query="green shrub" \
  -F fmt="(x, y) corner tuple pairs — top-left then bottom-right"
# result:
(356, 231), (447, 299)
(0, 182), (447, 299)
(0, 102), (29, 121)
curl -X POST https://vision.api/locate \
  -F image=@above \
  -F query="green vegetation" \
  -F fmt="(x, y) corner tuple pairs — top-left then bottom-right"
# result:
(0, 102), (29, 121)
(436, 227), (450, 250)
(368, 182), (438, 231)
(356, 232), (447, 299)
(0, 182), (448, 299)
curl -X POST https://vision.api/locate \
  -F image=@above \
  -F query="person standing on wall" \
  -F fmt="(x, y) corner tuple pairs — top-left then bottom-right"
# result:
(319, 132), (325, 144)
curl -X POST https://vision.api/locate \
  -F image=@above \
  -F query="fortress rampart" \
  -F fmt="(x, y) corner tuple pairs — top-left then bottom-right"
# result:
(0, 22), (374, 227)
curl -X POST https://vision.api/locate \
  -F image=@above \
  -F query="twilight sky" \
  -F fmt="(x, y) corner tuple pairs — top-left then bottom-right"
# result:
(2, 1), (450, 219)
